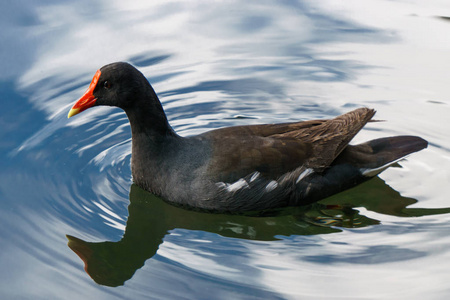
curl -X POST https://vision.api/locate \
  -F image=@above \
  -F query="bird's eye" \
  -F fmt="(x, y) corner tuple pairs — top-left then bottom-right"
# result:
(103, 81), (111, 89)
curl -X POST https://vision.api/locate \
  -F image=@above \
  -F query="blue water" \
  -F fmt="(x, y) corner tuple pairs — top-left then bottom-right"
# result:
(2, 1), (450, 299)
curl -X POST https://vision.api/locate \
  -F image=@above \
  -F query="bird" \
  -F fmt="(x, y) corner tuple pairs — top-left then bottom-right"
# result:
(68, 62), (427, 213)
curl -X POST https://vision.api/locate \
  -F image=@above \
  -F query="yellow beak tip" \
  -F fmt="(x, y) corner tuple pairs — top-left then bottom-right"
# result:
(67, 108), (80, 118)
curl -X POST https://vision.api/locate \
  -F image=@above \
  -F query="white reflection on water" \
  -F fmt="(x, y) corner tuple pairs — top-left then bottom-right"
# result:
(15, 1), (389, 116)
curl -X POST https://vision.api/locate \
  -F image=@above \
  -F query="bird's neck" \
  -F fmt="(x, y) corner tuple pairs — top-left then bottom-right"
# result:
(124, 89), (180, 191)
(125, 86), (178, 144)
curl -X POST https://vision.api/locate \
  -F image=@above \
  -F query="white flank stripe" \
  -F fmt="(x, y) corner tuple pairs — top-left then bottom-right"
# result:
(296, 168), (314, 184)
(225, 178), (249, 192)
(265, 180), (278, 192)
(249, 171), (260, 183)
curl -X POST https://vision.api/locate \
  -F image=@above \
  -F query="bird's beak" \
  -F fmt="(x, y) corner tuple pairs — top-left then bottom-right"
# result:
(68, 69), (102, 118)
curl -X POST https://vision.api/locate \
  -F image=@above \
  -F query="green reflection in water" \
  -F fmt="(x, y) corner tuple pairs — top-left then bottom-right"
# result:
(67, 178), (450, 287)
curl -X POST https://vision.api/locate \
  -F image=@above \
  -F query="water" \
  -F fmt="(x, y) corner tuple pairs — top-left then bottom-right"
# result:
(1, 1), (450, 299)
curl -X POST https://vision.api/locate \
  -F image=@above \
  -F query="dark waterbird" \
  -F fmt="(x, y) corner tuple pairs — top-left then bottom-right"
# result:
(68, 62), (427, 212)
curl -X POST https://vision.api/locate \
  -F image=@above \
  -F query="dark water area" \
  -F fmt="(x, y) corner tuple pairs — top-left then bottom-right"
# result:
(2, 1), (450, 299)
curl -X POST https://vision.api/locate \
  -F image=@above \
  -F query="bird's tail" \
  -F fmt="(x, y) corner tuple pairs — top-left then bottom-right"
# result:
(336, 135), (428, 177)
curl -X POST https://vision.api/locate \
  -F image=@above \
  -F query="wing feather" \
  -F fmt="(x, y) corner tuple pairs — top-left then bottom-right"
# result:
(204, 108), (376, 181)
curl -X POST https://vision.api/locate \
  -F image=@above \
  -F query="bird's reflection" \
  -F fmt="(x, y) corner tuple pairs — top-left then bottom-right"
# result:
(67, 177), (450, 287)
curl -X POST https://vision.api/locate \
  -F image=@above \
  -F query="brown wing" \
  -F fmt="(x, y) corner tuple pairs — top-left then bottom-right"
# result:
(206, 119), (327, 138)
(205, 135), (313, 182)
(204, 107), (375, 182)
(277, 107), (376, 169)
